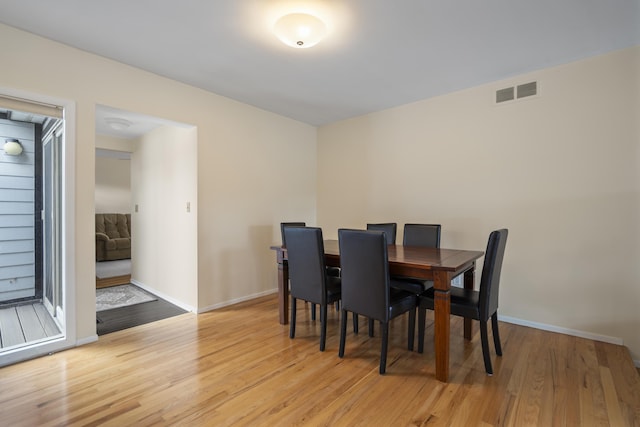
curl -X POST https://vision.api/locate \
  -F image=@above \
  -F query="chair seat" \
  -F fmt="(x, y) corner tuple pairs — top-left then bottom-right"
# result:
(389, 289), (417, 318)
(419, 286), (480, 320)
(391, 277), (433, 294)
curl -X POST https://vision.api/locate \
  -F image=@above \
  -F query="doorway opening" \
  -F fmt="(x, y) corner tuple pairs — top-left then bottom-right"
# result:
(94, 104), (197, 334)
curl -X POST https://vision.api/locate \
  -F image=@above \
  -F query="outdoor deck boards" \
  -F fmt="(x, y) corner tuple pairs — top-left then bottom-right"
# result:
(0, 307), (25, 348)
(0, 303), (60, 349)
(16, 305), (48, 342)
(33, 303), (60, 336)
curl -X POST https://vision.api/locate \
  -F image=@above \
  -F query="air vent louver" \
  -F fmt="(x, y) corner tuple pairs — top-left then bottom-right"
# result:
(495, 81), (538, 104)
(517, 82), (537, 98)
(496, 87), (515, 103)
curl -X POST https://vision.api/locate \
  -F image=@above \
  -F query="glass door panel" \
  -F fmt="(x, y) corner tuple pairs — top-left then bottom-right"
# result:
(42, 122), (62, 322)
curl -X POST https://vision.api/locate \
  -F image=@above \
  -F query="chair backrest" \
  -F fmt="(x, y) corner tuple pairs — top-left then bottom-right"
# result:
(338, 229), (390, 322)
(366, 223), (397, 245)
(280, 222), (306, 247)
(284, 227), (327, 304)
(479, 229), (509, 319)
(403, 223), (441, 248)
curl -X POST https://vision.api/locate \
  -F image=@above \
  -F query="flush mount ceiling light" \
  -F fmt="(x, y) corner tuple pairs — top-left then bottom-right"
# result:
(273, 13), (327, 48)
(4, 138), (23, 156)
(105, 117), (132, 131)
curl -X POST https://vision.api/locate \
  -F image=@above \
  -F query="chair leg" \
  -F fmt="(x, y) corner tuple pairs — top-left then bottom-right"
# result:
(289, 298), (297, 339)
(492, 313), (502, 356)
(479, 320), (493, 375)
(380, 321), (389, 375)
(408, 308), (416, 351)
(417, 307), (426, 353)
(353, 313), (359, 334)
(311, 303), (316, 320)
(320, 304), (328, 352)
(368, 318), (374, 337)
(339, 309), (348, 358)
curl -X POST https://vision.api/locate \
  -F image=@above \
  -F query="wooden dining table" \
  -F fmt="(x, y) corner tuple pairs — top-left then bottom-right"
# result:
(270, 240), (483, 382)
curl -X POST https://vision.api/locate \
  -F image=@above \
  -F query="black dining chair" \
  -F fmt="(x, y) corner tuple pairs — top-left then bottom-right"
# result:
(363, 223), (399, 334)
(391, 223), (442, 346)
(366, 223), (397, 245)
(391, 223), (442, 295)
(338, 229), (417, 374)
(417, 228), (508, 375)
(281, 222), (339, 320)
(280, 222), (306, 247)
(403, 223), (441, 248)
(284, 226), (341, 351)
(281, 222), (318, 319)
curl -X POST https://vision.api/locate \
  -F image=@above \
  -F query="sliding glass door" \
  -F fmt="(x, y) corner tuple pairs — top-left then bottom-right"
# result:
(42, 121), (63, 322)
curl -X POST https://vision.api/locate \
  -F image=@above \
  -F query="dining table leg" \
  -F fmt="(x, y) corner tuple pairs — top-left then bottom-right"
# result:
(276, 253), (289, 325)
(463, 263), (475, 340)
(433, 270), (452, 382)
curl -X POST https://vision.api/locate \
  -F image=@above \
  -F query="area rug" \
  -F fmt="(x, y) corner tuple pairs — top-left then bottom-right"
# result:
(96, 284), (156, 312)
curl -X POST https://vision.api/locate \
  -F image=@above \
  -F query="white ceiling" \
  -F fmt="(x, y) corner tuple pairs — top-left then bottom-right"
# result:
(95, 105), (191, 139)
(1, 0), (638, 129)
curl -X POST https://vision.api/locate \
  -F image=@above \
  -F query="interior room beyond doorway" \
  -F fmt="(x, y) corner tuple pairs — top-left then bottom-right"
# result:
(94, 104), (198, 329)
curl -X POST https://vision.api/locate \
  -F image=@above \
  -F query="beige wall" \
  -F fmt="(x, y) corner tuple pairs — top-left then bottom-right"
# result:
(199, 106), (317, 310)
(0, 23), (317, 344)
(94, 155), (131, 214)
(131, 125), (198, 310)
(317, 47), (640, 362)
(95, 135), (133, 213)
(95, 133), (134, 152)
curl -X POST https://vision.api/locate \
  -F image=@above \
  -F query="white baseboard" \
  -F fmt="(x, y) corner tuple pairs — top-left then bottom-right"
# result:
(498, 314), (624, 345)
(197, 289), (278, 314)
(499, 315), (640, 367)
(128, 280), (276, 314)
(130, 279), (196, 313)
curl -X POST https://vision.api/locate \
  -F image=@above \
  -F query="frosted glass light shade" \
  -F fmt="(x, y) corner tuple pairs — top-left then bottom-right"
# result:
(4, 139), (23, 156)
(274, 13), (327, 48)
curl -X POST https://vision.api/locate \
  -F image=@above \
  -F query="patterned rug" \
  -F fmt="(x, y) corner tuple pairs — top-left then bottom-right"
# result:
(96, 284), (157, 312)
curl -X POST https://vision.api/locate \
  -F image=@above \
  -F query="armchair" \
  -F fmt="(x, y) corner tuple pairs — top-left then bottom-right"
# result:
(96, 213), (132, 261)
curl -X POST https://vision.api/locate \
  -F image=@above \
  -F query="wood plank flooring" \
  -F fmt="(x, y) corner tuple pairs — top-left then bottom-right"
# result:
(0, 295), (638, 426)
(0, 303), (60, 349)
(96, 274), (132, 289)
(96, 293), (187, 335)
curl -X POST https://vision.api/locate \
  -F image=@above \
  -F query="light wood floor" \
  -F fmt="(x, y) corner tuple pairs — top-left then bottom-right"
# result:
(0, 295), (638, 426)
